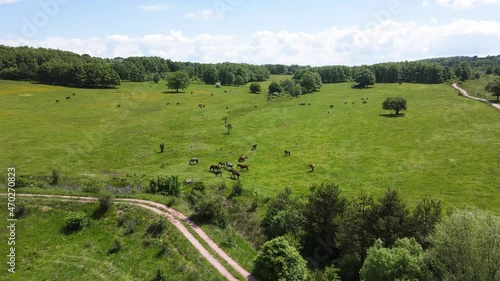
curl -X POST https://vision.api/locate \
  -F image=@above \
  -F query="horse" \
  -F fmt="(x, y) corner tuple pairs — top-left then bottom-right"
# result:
(252, 144), (257, 150)
(209, 164), (220, 172)
(225, 162), (233, 169)
(66, 96), (71, 100)
(230, 169), (240, 179)
(237, 164), (249, 171)
(189, 158), (198, 165)
(56, 100), (59, 103)
(284, 149), (291, 156)
(218, 162), (226, 168)
(117, 104), (120, 108)
(160, 143), (165, 153)
(214, 170), (222, 177)
(309, 163), (316, 172)
(72, 93), (76, 96)
(238, 155), (247, 162)
(329, 105), (334, 108)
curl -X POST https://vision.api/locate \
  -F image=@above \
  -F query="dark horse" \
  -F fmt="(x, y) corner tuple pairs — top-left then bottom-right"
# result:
(160, 143), (165, 153)
(309, 163), (316, 172)
(214, 170), (222, 177)
(209, 164), (220, 172)
(284, 149), (291, 156)
(230, 169), (240, 179)
(238, 155), (247, 162)
(237, 164), (249, 171)
(189, 157), (198, 165)
(252, 144), (257, 150)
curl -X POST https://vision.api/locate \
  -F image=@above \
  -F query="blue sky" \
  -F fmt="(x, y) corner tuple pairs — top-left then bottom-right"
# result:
(1, 0), (499, 65)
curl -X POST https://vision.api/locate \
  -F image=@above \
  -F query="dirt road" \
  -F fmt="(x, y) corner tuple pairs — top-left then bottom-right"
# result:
(452, 83), (500, 110)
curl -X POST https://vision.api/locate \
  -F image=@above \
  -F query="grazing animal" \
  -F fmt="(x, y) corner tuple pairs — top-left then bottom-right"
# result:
(218, 162), (226, 168)
(329, 105), (334, 108)
(167, 102), (170, 105)
(225, 162), (233, 169)
(252, 144), (257, 150)
(211, 93), (214, 96)
(328, 110), (330, 113)
(224, 90), (228, 93)
(237, 164), (249, 171)
(344, 101), (348, 104)
(214, 170), (222, 177)
(66, 96), (71, 100)
(284, 149), (291, 156)
(299, 102), (306, 105)
(189, 158), (198, 165)
(352, 101), (355, 105)
(238, 155), (247, 162)
(309, 163), (316, 172)
(191, 91), (194, 94)
(254, 105), (257, 108)
(308, 103), (311, 105)
(226, 106), (229, 109)
(56, 100), (59, 103)
(160, 143), (165, 153)
(363, 100), (367, 104)
(176, 102), (180, 105)
(209, 164), (220, 172)
(117, 104), (120, 108)
(198, 103), (204, 108)
(361, 97), (365, 101)
(230, 169), (240, 179)
(72, 93), (76, 96)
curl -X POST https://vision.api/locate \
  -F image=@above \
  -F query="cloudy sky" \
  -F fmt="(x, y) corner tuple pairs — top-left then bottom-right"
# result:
(0, 0), (499, 65)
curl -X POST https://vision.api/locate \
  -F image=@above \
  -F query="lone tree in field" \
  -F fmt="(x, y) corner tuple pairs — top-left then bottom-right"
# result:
(485, 76), (500, 102)
(356, 68), (376, 88)
(268, 81), (282, 94)
(153, 73), (161, 84)
(166, 71), (190, 93)
(249, 83), (261, 93)
(382, 97), (407, 115)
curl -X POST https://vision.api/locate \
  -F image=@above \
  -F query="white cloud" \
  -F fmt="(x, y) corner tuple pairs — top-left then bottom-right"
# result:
(0, 0), (20, 4)
(184, 9), (220, 20)
(1, 19), (500, 65)
(138, 4), (171, 12)
(422, 0), (432, 6)
(432, 0), (500, 8)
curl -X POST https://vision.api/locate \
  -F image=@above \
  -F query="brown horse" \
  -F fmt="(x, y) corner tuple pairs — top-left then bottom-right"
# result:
(309, 163), (316, 172)
(209, 164), (220, 172)
(237, 164), (249, 171)
(238, 155), (247, 162)
(230, 169), (240, 179)
(218, 162), (226, 168)
(284, 149), (291, 156)
(214, 170), (222, 177)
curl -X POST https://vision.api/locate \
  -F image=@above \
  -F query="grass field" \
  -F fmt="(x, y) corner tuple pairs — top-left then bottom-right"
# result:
(0, 198), (225, 281)
(1, 77), (499, 213)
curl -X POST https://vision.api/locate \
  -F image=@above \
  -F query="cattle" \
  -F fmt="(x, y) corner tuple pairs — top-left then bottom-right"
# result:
(189, 158), (198, 165)
(252, 144), (257, 150)
(309, 163), (316, 172)
(66, 96), (71, 100)
(284, 149), (291, 156)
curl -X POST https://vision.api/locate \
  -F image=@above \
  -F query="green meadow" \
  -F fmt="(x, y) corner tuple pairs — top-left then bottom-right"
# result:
(1, 76), (499, 212)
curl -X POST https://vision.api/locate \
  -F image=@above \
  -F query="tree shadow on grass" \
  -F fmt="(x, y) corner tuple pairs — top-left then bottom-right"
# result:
(379, 113), (406, 118)
(162, 90), (185, 94)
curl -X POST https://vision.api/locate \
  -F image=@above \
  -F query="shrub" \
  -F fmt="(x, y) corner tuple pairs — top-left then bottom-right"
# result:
(14, 204), (29, 219)
(82, 178), (103, 193)
(63, 211), (87, 233)
(50, 166), (59, 185)
(146, 219), (167, 238)
(192, 193), (227, 228)
(15, 176), (37, 188)
(222, 227), (236, 248)
(230, 180), (243, 197)
(147, 175), (182, 197)
(250, 82), (261, 93)
(108, 238), (122, 254)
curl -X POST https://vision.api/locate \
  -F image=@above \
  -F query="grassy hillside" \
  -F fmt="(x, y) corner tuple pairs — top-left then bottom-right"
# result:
(0, 197), (225, 281)
(1, 77), (499, 213)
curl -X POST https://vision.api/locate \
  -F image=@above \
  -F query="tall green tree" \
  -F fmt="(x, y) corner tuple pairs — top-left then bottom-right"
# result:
(253, 236), (308, 281)
(426, 209), (500, 281)
(234, 75), (244, 86)
(355, 68), (376, 87)
(360, 238), (430, 281)
(299, 71), (323, 93)
(261, 187), (304, 239)
(249, 83), (261, 93)
(409, 198), (442, 248)
(268, 80), (282, 94)
(153, 73), (160, 84)
(166, 71), (190, 93)
(485, 76), (500, 102)
(454, 60), (472, 81)
(382, 96), (407, 115)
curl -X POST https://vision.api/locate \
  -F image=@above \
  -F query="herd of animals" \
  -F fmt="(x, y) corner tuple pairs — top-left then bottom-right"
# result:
(185, 144), (316, 181)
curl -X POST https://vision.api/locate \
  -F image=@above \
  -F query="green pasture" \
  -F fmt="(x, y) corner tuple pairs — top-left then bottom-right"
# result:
(0, 77), (499, 212)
